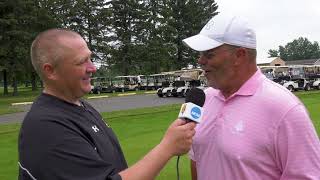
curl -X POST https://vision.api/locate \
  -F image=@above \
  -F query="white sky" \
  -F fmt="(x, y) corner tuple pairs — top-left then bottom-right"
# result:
(214, 0), (320, 61)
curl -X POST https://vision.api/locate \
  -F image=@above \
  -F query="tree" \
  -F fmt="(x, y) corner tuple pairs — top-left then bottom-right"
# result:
(0, 0), (37, 95)
(67, 0), (112, 63)
(1, 0), (220, 87)
(133, 0), (173, 74)
(41, 0), (112, 64)
(160, 0), (218, 70)
(106, 0), (218, 75)
(268, 37), (320, 61)
(268, 49), (279, 57)
(0, 0), (57, 95)
(108, 0), (148, 75)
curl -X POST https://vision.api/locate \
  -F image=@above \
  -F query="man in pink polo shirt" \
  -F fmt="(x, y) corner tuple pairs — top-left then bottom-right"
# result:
(183, 14), (320, 180)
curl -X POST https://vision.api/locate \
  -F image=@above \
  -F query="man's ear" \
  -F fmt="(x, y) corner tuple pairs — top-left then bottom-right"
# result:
(43, 63), (57, 80)
(233, 48), (247, 66)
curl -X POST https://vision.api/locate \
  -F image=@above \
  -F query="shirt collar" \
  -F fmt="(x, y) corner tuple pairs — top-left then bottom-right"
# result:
(235, 69), (264, 96)
(212, 69), (264, 100)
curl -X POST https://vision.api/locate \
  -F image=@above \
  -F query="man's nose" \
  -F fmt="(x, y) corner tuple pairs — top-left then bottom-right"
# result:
(87, 60), (97, 73)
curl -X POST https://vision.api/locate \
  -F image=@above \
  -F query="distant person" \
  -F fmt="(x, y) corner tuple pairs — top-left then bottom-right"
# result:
(183, 14), (320, 180)
(18, 29), (196, 180)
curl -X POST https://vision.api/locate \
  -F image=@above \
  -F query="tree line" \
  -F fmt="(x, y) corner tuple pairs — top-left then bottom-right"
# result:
(268, 37), (320, 61)
(0, 0), (218, 95)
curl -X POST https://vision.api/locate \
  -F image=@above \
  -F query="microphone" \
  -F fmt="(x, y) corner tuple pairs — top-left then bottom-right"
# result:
(178, 88), (205, 123)
(176, 88), (205, 180)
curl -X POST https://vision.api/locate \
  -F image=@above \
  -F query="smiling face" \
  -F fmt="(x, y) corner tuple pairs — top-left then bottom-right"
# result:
(198, 45), (238, 90)
(54, 36), (96, 99)
(40, 35), (97, 102)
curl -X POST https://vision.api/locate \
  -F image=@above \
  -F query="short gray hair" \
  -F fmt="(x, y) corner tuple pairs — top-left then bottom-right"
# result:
(225, 44), (257, 62)
(30, 29), (80, 79)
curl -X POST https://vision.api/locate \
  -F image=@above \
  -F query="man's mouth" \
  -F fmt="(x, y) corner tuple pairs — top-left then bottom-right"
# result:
(82, 77), (91, 81)
(204, 70), (211, 74)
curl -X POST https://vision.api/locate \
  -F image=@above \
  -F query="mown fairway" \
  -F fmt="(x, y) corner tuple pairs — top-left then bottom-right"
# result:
(0, 91), (319, 180)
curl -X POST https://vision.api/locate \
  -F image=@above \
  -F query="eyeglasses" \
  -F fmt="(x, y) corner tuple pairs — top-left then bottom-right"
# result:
(199, 47), (238, 60)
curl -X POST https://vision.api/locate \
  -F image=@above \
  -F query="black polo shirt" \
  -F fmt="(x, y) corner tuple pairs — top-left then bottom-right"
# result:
(18, 93), (128, 180)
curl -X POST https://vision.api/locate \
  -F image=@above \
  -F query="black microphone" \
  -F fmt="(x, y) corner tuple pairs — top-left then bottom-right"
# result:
(185, 88), (205, 107)
(178, 88), (205, 123)
(176, 88), (205, 180)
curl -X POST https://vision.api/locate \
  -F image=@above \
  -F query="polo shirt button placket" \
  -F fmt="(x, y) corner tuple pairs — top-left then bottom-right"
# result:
(214, 112), (224, 128)
(216, 103), (227, 126)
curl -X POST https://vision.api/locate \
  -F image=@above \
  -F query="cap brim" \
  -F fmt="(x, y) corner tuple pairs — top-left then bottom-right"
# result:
(182, 34), (223, 51)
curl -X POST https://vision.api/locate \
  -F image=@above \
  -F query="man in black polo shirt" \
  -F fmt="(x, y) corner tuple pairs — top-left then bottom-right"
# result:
(18, 29), (196, 180)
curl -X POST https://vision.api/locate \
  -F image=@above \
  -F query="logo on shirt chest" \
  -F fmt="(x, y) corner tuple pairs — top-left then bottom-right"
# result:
(231, 120), (245, 134)
(92, 125), (100, 132)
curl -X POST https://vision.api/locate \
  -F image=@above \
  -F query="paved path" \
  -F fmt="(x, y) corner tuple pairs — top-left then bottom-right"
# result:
(0, 94), (184, 124)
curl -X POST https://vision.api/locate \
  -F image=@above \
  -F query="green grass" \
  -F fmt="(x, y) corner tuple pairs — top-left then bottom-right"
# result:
(0, 87), (42, 115)
(102, 104), (191, 179)
(296, 91), (320, 135)
(0, 123), (21, 179)
(0, 86), (155, 115)
(0, 104), (188, 180)
(0, 92), (319, 179)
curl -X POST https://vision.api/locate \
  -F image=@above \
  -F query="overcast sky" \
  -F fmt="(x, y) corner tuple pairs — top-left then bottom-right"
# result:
(214, 0), (320, 61)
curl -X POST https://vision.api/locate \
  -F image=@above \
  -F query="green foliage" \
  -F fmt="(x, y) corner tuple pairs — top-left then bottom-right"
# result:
(158, 0), (219, 70)
(107, 0), (219, 75)
(268, 49), (279, 57)
(0, 0), (58, 95)
(46, 0), (112, 63)
(268, 37), (320, 61)
(0, 0), (219, 93)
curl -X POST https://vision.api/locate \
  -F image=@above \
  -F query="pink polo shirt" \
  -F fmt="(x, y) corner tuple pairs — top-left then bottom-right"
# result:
(190, 70), (320, 180)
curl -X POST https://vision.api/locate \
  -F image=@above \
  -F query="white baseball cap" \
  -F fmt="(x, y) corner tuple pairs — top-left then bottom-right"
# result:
(183, 14), (256, 51)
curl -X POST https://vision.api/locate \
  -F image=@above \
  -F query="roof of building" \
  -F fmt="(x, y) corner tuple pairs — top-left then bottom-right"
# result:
(257, 57), (280, 65)
(285, 59), (320, 65)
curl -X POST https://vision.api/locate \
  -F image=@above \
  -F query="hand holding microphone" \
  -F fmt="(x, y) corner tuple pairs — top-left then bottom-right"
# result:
(118, 88), (206, 180)
(160, 88), (206, 156)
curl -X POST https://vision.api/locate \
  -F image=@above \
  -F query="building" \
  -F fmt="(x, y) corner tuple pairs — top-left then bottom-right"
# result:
(257, 57), (285, 66)
(285, 59), (320, 66)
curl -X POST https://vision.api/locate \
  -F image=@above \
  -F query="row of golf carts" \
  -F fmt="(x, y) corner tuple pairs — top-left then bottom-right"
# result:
(156, 69), (207, 97)
(91, 66), (319, 94)
(90, 69), (206, 94)
(157, 80), (207, 97)
(280, 76), (320, 92)
(261, 65), (320, 92)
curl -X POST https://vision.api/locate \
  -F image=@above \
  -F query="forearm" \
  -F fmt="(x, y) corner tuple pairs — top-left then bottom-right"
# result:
(119, 119), (195, 180)
(119, 143), (172, 180)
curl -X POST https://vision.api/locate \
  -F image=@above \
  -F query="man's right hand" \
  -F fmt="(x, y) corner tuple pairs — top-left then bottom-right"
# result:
(160, 119), (196, 156)
(119, 119), (196, 180)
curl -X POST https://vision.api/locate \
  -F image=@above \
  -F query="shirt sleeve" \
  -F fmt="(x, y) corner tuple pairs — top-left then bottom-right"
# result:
(274, 104), (320, 179)
(20, 118), (123, 180)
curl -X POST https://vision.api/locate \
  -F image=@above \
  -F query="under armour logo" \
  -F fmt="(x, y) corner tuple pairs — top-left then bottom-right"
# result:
(92, 125), (100, 132)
